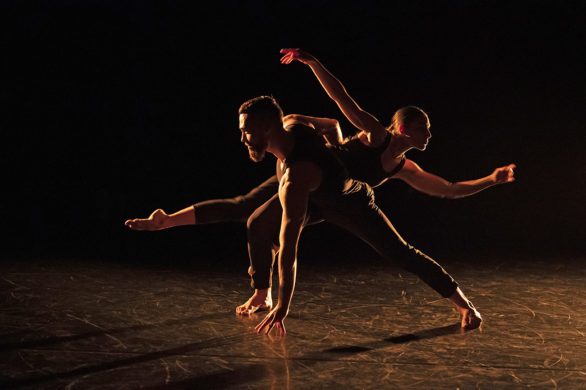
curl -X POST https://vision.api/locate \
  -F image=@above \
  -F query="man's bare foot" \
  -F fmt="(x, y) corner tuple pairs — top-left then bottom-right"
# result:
(125, 209), (168, 231)
(236, 289), (272, 315)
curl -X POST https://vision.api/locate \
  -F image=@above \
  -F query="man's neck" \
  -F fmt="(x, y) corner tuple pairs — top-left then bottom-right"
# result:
(268, 126), (295, 162)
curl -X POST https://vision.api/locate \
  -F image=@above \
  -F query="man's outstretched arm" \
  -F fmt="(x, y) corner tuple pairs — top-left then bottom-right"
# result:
(255, 162), (321, 335)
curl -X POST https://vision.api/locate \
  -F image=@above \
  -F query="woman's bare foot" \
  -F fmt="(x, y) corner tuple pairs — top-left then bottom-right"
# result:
(125, 209), (168, 230)
(458, 304), (483, 330)
(236, 289), (272, 315)
(448, 287), (483, 330)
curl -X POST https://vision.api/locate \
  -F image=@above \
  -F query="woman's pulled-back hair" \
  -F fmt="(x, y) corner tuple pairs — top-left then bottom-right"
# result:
(238, 96), (284, 125)
(388, 106), (430, 133)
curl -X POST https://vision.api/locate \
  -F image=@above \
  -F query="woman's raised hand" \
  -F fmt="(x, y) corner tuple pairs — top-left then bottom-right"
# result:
(280, 48), (314, 65)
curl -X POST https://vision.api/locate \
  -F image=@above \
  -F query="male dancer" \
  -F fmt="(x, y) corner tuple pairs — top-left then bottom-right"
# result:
(237, 96), (481, 335)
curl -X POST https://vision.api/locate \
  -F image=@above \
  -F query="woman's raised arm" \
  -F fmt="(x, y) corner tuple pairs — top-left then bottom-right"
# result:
(283, 114), (344, 145)
(280, 48), (386, 139)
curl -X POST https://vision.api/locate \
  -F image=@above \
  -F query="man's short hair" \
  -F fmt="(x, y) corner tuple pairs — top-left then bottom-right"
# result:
(238, 96), (283, 125)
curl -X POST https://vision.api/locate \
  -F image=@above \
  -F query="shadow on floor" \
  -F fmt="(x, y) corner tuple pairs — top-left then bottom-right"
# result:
(323, 323), (463, 354)
(0, 323), (466, 389)
(0, 332), (246, 389)
(0, 312), (227, 352)
(142, 364), (272, 390)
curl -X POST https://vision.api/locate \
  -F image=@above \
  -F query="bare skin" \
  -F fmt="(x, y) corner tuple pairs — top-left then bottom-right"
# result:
(449, 288), (483, 330)
(235, 286), (273, 315)
(124, 207), (193, 230)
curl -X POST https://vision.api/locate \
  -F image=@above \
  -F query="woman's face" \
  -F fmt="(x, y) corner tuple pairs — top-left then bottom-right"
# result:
(403, 118), (431, 151)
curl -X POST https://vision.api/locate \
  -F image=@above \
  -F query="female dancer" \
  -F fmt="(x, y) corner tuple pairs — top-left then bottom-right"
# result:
(280, 48), (515, 197)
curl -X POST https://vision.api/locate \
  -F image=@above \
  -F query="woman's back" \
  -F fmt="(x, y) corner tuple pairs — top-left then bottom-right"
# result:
(332, 133), (405, 188)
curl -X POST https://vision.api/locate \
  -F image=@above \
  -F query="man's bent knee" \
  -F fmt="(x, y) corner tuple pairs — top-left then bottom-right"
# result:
(246, 214), (274, 239)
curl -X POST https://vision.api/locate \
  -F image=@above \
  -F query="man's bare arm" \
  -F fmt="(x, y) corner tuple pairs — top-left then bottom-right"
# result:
(255, 162), (322, 335)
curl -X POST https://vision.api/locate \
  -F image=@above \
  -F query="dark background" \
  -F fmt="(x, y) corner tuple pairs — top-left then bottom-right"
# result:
(2, 0), (585, 267)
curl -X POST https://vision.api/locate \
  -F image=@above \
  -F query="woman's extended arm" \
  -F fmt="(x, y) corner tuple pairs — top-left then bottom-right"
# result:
(280, 48), (387, 140)
(283, 114), (344, 145)
(393, 160), (516, 199)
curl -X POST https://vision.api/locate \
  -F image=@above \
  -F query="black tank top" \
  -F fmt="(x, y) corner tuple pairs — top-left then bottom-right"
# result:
(283, 124), (350, 197)
(332, 133), (405, 188)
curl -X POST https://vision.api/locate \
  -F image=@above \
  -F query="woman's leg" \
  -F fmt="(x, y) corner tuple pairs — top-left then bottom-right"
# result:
(194, 176), (279, 224)
(125, 176), (279, 230)
(318, 184), (481, 329)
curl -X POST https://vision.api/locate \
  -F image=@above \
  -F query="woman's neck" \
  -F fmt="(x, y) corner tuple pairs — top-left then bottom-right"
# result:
(386, 132), (412, 158)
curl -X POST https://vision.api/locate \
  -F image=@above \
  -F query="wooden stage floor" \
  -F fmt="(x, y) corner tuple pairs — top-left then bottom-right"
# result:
(1, 256), (585, 389)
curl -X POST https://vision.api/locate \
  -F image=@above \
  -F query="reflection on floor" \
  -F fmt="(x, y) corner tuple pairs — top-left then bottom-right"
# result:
(1, 257), (585, 389)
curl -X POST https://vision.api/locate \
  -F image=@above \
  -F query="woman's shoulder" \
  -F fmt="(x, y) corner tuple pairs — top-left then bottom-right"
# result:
(342, 131), (371, 146)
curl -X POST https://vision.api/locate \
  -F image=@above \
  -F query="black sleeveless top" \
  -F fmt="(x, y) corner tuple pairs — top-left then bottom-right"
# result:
(331, 133), (406, 188)
(283, 124), (350, 198)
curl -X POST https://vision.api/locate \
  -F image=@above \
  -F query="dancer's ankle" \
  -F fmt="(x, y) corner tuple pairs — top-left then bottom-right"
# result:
(253, 288), (271, 299)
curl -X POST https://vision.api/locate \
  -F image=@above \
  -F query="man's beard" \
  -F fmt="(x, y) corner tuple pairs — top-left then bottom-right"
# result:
(247, 144), (266, 162)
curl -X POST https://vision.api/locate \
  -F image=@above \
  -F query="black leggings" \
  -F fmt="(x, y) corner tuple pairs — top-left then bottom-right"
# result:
(193, 176), (279, 224)
(247, 181), (458, 298)
(192, 175), (458, 298)
(192, 175), (283, 290)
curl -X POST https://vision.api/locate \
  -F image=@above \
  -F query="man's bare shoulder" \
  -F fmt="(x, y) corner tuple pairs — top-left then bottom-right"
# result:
(282, 161), (322, 192)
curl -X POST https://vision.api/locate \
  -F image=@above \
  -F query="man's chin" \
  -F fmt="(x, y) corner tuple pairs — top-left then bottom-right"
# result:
(249, 150), (265, 162)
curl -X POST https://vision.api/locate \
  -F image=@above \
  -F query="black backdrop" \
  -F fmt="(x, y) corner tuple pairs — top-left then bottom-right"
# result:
(2, 1), (585, 265)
